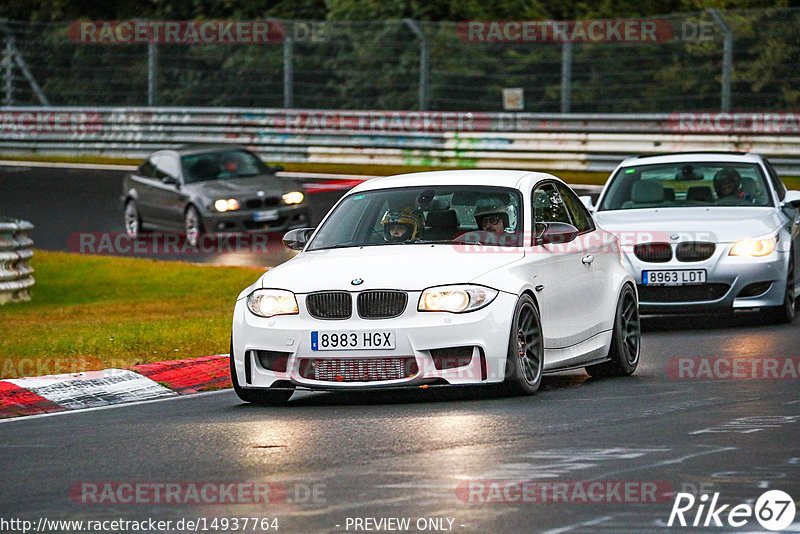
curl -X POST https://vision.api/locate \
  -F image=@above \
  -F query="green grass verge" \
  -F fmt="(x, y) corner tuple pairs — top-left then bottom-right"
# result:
(0, 251), (263, 379)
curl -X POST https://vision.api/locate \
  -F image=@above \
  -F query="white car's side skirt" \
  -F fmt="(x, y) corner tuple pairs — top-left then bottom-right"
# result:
(543, 330), (613, 371)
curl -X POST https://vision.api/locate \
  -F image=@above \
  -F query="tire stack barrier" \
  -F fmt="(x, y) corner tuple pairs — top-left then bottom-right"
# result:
(0, 218), (35, 304)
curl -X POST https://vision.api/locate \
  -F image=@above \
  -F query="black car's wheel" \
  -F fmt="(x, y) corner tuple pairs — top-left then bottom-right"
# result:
(124, 200), (145, 239)
(586, 284), (641, 378)
(230, 339), (294, 405)
(502, 294), (544, 396)
(184, 206), (205, 248)
(768, 257), (796, 324)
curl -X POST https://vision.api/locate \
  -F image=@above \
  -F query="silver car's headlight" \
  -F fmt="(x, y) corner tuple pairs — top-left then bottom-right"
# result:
(246, 289), (299, 317)
(214, 198), (240, 212)
(418, 284), (498, 313)
(729, 235), (777, 257)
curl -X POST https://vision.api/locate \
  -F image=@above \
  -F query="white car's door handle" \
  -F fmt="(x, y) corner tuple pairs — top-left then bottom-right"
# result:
(582, 254), (594, 265)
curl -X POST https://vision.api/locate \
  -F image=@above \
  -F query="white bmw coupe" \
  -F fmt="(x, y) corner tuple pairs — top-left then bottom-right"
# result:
(231, 170), (639, 404)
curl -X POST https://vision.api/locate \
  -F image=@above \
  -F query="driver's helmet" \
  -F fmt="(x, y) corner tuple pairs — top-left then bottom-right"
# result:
(713, 167), (742, 197)
(220, 152), (241, 173)
(381, 208), (422, 242)
(474, 203), (513, 230)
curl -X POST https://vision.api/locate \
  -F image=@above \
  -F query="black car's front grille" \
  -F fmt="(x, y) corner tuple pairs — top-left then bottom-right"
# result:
(245, 197), (281, 209)
(676, 242), (716, 262)
(298, 357), (418, 382)
(634, 242), (672, 263)
(637, 283), (729, 303)
(357, 291), (408, 319)
(306, 291), (352, 319)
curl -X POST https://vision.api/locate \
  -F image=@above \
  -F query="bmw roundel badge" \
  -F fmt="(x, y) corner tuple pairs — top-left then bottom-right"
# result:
(351, 278), (364, 286)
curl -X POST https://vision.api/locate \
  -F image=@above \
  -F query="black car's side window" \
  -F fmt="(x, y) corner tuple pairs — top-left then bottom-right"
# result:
(556, 182), (595, 233)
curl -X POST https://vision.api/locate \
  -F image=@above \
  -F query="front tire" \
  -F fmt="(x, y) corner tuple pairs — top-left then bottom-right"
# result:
(230, 339), (294, 405)
(586, 284), (641, 378)
(502, 294), (544, 396)
(124, 200), (145, 239)
(768, 258), (795, 324)
(185, 205), (205, 248)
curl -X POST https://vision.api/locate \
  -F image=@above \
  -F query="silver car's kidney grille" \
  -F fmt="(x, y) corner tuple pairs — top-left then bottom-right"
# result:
(676, 242), (716, 262)
(357, 291), (408, 319)
(298, 357), (418, 382)
(633, 242), (672, 263)
(306, 292), (352, 319)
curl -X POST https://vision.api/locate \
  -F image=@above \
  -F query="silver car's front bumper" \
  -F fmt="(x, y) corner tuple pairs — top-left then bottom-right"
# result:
(623, 244), (789, 312)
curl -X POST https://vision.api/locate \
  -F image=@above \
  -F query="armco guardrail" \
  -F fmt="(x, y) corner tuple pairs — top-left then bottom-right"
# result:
(1, 108), (799, 175)
(0, 218), (35, 304)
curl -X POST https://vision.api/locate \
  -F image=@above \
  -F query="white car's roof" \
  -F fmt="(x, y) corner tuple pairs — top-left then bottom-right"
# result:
(619, 153), (763, 167)
(350, 169), (561, 193)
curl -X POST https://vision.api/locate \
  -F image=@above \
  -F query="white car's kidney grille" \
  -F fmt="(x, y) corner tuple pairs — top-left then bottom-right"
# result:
(676, 242), (716, 262)
(634, 242), (672, 262)
(298, 357), (418, 382)
(306, 291), (352, 319)
(357, 291), (408, 319)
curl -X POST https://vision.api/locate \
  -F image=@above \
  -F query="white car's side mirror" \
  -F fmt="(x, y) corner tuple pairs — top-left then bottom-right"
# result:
(579, 195), (595, 211)
(782, 190), (800, 209)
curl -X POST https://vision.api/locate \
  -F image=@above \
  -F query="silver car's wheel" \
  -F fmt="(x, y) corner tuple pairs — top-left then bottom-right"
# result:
(184, 206), (204, 248)
(769, 258), (795, 324)
(124, 200), (143, 239)
(502, 295), (543, 396)
(586, 284), (641, 378)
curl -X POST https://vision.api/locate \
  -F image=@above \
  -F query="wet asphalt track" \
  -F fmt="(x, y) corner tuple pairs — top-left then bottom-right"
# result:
(1, 164), (799, 533)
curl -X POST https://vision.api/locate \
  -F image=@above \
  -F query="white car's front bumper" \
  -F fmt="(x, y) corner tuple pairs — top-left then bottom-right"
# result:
(231, 291), (518, 390)
(623, 245), (789, 312)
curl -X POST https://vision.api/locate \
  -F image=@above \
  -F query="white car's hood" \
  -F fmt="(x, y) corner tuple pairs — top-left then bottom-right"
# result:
(260, 245), (524, 293)
(594, 207), (783, 243)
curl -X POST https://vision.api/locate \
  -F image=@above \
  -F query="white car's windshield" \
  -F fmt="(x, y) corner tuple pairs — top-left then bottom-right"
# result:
(307, 185), (523, 250)
(599, 162), (773, 210)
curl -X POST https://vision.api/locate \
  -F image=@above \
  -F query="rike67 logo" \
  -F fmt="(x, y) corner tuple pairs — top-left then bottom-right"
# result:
(667, 490), (796, 531)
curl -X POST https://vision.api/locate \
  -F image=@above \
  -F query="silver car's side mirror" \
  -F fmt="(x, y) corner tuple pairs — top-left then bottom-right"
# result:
(282, 227), (315, 250)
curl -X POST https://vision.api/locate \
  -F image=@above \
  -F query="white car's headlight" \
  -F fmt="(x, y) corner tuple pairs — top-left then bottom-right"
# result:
(729, 235), (777, 257)
(214, 198), (240, 212)
(246, 289), (299, 317)
(282, 191), (304, 205)
(418, 285), (498, 313)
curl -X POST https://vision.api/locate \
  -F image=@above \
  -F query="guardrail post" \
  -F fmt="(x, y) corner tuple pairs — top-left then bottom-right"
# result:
(147, 42), (158, 106)
(0, 217), (35, 305)
(3, 34), (12, 106)
(561, 41), (573, 113)
(708, 9), (732, 112)
(284, 22), (294, 109)
(404, 19), (429, 111)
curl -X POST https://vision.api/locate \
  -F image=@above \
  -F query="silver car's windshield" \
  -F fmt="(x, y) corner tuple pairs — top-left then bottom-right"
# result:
(599, 162), (773, 210)
(307, 185), (523, 251)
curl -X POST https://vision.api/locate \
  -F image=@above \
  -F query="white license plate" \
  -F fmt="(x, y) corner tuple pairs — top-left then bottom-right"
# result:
(643, 270), (706, 286)
(253, 209), (279, 222)
(311, 331), (395, 351)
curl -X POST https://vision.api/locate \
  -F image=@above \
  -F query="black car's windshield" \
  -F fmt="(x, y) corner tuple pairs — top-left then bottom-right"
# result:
(181, 150), (272, 183)
(599, 162), (773, 210)
(307, 185), (523, 251)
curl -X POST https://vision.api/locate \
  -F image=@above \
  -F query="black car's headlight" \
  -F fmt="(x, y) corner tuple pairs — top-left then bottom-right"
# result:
(246, 289), (299, 317)
(418, 284), (498, 313)
(282, 191), (304, 205)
